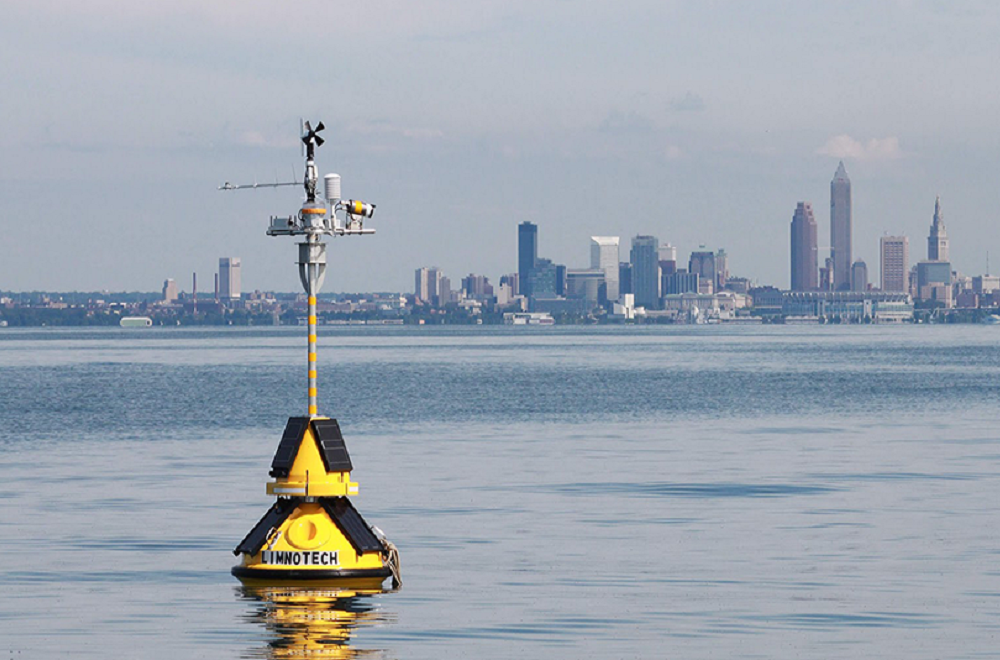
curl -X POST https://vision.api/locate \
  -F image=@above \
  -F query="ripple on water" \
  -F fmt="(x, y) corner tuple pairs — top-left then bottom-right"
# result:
(545, 481), (841, 498)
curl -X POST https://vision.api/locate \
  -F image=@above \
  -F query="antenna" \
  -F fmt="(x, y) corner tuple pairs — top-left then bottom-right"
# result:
(220, 120), (378, 417)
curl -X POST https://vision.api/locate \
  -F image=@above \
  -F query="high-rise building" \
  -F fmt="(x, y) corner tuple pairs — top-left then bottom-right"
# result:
(790, 202), (818, 291)
(518, 222), (538, 298)
(830, 161), (852, 290)
(414, 267), (443, 304)
(590, 237), (620, 301)
(529, 258), (557, 298)
(880, 236), (909, 292)
(928, 196), (949, 261)
(619, 262), (633, 295)
(219, 257), (241, 301)
(162, 278), (178, 303)
(689, 250), (717, 294)
(850, 260), (868, 292)
(630, 235), (660, 309)
(715, 249), (729, 290)
(462, 274), (493, 299)
(566, 269), (606, 304)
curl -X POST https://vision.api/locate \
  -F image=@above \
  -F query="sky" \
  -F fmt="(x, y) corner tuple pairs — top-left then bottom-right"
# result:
(2, 0), (1000, 293)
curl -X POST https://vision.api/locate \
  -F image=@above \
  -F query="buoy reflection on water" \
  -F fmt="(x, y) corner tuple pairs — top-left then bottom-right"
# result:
(238, 585), (393, 659)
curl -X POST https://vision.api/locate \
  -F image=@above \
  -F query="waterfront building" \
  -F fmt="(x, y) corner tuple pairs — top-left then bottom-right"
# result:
(590, 237), (620, 301)
(782, 291), (913, 323)
(518, 222), (538, 297)
(851, 260), (868, 292)
(928, 196), (949, 261)
(790, 202), (818, 291)
(219, 257), (241, 302)
(630, 235), (660, 309)
(831, 161), (852, 290)
(880, 236), (909, 293)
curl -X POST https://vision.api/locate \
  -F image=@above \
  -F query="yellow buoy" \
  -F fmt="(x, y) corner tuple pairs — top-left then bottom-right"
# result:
(226, 120), (399, 588)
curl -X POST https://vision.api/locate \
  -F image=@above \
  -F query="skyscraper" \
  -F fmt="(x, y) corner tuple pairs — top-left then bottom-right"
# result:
(414, 267), (442, 303)
(850, 260), (868, 292)
(790, 202), (818, 291)
(590, 236), (620, 301)
(830, 161), (852, 290)
(928, 196), (949, 261)
(630, 235), (660, 309)
(518, 222), (538, 297)
(880, 236), (909, 292)
(219, 257), (241, 301)
(688, 250), (717, 293)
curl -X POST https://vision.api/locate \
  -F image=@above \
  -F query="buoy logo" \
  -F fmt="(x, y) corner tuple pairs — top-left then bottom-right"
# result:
(261, 550), (340, 567)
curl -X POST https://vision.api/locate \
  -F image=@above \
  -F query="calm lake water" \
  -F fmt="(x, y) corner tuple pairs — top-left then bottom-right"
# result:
(1, 324), (999, 658)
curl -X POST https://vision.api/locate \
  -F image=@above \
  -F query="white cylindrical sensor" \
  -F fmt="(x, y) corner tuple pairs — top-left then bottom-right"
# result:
(324, 173), (341, 202)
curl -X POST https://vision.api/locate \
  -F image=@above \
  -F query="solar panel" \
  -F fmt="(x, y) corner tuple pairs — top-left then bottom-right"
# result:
(233, 498), (297, 556)
(324, 497), (383, 554)
(311, 419), (354, 473)
(270, 417), (310, 477)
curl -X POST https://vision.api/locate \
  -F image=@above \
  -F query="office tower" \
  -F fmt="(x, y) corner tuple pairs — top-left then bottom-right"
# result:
(162, 278), (178, 303)
(790, 202), (818, 291)
(880, 236), (909, 292)
(518, 222), (538, 298)
(630, 235), (660, 309)
(529, 258), (557, 298)
(619, 262), (633, 295)
(499, 273), (519, 296)
(414, 267), (442, 303)
(820, 257), (835, 291)
(658, 243), (678, 262)
(662, 271), (700, 295)
(928, 196), (949, 261)
(830, 161), (852, 290)
(438, 275), (451, 305)
(462, 274), (493, 298)
(566, 269), (606, 304)
(590, 236), (620, 301)
(555, 264), (567, 297)
(219, 257), (241, 301)
(715, 249), (728, 290)
(689, 250), (717, 293)
(850, 260), (868, 292)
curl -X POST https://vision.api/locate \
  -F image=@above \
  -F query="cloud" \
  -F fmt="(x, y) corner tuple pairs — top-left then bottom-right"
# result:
(816, 134), (903, 161)
(670, 92), (706, 113)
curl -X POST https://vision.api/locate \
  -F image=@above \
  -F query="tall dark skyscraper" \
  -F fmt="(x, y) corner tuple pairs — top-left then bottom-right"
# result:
(928, 196), (949, 261)
(830, 161), (852, 291)
(630, 235), (659, 309)
(518, 221), (538, 297)
(790, 202), (818, 291)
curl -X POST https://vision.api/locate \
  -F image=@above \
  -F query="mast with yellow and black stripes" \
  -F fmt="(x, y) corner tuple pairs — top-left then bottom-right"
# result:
(222, 121), (399, 587)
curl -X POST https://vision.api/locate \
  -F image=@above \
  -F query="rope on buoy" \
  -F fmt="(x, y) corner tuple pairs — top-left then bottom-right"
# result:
(383, 539), (402, 589)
